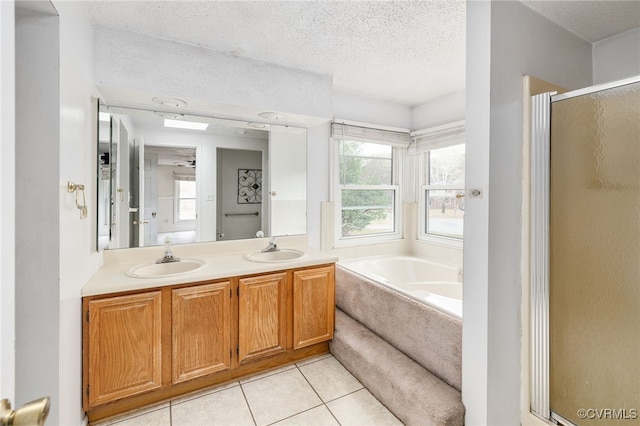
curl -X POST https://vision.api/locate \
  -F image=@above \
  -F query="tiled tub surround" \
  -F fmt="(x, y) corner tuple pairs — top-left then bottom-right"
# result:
(331, 266), (464, 425)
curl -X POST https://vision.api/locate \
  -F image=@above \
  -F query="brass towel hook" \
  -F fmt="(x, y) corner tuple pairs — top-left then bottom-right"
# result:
(68, 181), (87, 219)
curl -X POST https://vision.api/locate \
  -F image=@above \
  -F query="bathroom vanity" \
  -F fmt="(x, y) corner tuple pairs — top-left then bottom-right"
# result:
(81, 238), (336, 422)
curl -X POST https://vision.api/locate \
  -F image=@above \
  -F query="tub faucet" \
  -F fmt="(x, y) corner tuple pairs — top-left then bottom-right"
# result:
(262, 236), (280, 253)
(156, 237), (180, 264)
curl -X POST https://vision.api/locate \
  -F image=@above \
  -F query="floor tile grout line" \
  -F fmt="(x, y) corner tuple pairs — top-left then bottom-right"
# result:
(293, 362), (343, 425)
(293, 353), (333, 368)
(170, 381), (241, 407)
(296, 363), (327, 404)
(238, 381), (258, 426)
(105, 403), (169, 425)
(324, 402), (343, 426)
(296, 355), (365, 405)
(326, 387), (404, 425)
(99, 353), (404, 426)
(238, 364), (297, 385)
(321, 386), (366, 405)
(263, 402), (326, 426)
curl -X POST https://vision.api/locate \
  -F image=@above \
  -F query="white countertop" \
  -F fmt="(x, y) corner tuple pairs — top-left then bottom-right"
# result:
(83, 236), (338, 297)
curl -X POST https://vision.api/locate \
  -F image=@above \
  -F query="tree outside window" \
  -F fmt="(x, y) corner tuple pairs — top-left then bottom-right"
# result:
(338, 140), (397, 237)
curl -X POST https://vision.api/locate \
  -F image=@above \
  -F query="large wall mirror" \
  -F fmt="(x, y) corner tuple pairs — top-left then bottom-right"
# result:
(97, 103), (307, 251)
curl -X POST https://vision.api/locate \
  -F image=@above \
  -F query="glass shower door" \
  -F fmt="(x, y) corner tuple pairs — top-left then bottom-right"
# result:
(549, 80), (640, 425)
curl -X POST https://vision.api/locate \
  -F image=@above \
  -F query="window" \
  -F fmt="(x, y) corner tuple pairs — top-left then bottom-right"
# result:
(174, 175), (196, 222)
(336, 139), (400, 240)
(421, 144), (465, 239)
(411, 121), (465, 242)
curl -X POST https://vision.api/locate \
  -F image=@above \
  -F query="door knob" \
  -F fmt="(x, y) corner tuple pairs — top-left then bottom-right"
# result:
(0, 397), (50, 426)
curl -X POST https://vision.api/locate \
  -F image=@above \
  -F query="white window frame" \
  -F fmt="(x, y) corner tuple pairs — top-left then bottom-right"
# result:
(412, 121), (465, 247)
(331, 137), (404, 247)
(173, 175), (196, 224)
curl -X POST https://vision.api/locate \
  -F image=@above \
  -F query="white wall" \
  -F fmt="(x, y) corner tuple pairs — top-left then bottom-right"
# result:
(56, 2), (104, 424)
(306, 123), (331, 248)
(15, 3), (60, 421)
(333, 91), (412, 129)
(593, 27), (640, 84)
(0, 0), (15, 403)
(464, 2), (592, 424)
(270, 130), (307, 236)
(463, 4), (491, 423)
(94, 27), (333, 122)
(411, 91), (465, 130)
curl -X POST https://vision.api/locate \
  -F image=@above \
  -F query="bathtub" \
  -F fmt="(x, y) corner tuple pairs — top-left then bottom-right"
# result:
(338, 255), (463, 319)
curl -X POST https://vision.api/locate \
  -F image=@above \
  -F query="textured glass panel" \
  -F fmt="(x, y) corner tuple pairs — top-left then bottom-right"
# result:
(339, 140), (392, 185)
(550, 81), (640, 425)
(425, 189), (464, 238)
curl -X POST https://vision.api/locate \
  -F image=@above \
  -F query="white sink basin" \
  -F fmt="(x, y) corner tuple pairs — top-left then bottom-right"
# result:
(245, 249), (306, 263)
(126, 259), (208, 279)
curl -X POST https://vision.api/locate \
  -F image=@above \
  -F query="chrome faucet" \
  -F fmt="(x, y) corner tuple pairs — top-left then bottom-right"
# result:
(261, 236), (280, 253)
(156, 237), (180, 264)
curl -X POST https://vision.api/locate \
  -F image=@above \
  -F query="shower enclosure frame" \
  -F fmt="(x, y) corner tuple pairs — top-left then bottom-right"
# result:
(529, 75), (640, 425)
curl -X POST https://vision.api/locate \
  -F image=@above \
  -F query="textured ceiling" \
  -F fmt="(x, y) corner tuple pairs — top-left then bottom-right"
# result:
(84, 1), (639, 108)
(521, 1), (640, 42)
(84, 0), (466, 107)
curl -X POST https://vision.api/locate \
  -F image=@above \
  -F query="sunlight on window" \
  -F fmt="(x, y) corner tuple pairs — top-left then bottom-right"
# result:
(176, 180), (196, 222)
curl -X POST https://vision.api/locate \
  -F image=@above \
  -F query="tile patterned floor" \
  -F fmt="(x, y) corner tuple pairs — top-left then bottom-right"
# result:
(93, 354), (403, 426)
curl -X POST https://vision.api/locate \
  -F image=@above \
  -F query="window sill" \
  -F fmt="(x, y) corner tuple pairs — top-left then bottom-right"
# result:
(334, 233), (403, 248)
(417, 234), (463, 249)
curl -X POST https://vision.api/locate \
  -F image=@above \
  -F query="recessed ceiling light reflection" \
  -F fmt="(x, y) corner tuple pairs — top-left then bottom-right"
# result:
(258, 112), (285, 120)
(164, 119), (209, 131)
(247, 122), (270, 129)
(152, 97), (187, 108)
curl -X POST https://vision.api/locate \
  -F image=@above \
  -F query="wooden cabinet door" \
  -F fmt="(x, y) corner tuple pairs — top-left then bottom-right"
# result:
(172, 281), (232, 384)
(293, 266), (335, 349)
(87, 291), (163, 407)
(238, 272), (288, 363)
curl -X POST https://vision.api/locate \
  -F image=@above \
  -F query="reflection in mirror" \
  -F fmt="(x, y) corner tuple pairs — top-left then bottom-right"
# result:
(97, 103), (113, 251)
(145, 145), (197, 245)
(96, 105), (307, 250)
